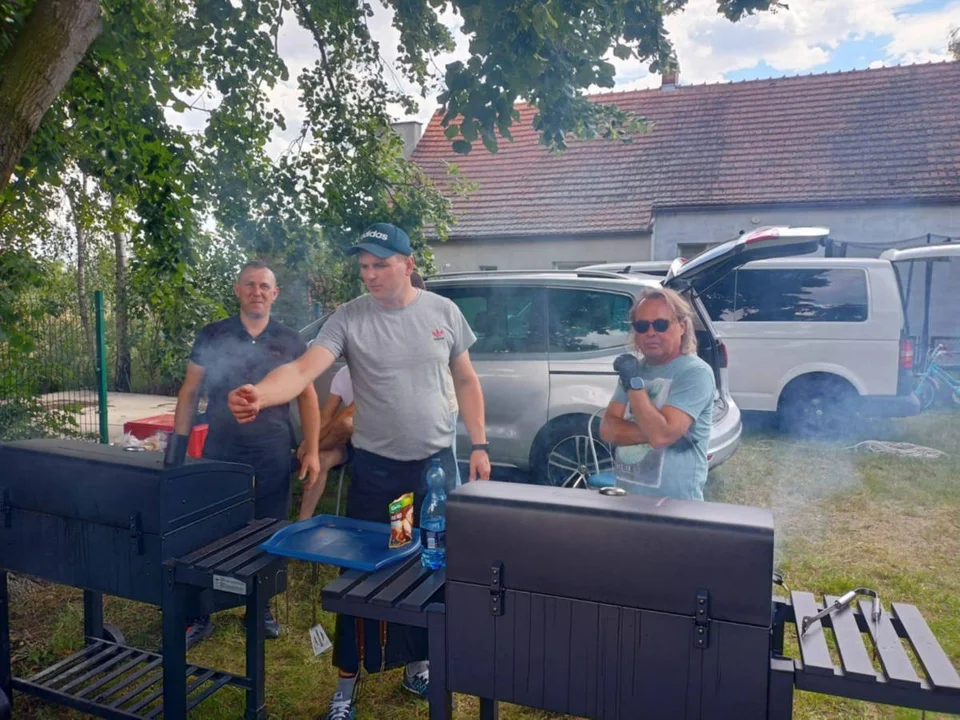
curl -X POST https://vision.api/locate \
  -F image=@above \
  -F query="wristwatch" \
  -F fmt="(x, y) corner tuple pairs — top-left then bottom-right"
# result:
(471, 443), (490, 453)
(628, 376), (646, 391)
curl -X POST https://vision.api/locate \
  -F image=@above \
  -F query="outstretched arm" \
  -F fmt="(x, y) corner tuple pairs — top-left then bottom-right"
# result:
(229, 345), (336, 423)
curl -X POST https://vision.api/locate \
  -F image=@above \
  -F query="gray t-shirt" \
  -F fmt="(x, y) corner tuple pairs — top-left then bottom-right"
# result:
(312, 290), (476, 460)
(610, 353), (715, 501)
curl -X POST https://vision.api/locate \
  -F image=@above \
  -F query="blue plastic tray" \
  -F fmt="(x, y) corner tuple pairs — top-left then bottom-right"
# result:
(260, 515), (421, 571)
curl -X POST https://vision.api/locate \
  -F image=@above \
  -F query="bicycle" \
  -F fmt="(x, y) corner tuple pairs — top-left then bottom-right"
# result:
(913, 344), (960, 410)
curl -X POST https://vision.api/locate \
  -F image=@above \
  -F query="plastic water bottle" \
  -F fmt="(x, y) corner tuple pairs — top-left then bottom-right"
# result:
(420, 459), (447, 570)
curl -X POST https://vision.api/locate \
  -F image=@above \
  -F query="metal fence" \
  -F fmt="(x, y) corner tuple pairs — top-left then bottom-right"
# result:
(0, 291), (108, 443)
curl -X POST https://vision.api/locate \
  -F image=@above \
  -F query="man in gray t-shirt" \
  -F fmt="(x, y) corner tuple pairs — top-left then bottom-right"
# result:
(227, 222), (489, 720)
(312, 286), (474, 461)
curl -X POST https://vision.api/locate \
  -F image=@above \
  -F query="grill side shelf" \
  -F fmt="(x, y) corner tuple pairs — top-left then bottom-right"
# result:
(862, 602), (921, 688)
(790, 592), (834, 675)
(777, 593), (960, 715)
(823, 595), (876, 682)
(892, 602), (960, 692)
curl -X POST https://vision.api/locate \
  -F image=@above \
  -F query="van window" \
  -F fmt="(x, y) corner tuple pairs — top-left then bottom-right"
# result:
(548, 289), (634, 353)
(699, 273), (738, 321)
(432, 285), (547, 354)
(728, 268), (869, 322)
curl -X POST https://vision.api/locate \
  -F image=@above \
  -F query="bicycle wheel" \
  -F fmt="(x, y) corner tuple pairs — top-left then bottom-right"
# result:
(915, 379), (937, 410)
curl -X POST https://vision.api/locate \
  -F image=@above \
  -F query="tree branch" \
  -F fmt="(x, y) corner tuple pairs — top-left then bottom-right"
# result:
(293, 0), (338, 96)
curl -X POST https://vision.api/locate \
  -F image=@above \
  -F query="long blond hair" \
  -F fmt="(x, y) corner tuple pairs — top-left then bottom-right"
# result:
(630, 286), (698, 355)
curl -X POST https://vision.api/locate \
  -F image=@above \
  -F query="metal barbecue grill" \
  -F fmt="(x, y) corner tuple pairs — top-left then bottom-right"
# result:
(442, 481), (960, 719)
(0, 439), (290, 719)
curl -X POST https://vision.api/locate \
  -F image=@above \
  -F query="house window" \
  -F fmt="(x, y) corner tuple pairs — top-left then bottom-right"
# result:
(553, 261), (599, 270)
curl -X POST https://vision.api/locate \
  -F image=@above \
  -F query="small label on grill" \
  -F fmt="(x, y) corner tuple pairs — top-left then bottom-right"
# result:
(213, 574), (247, 595)
(310, 623), (333, 656)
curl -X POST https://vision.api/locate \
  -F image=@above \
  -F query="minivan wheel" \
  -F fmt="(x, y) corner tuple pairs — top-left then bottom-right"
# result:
(530, 415), (614, 487)
(778, 377), (858, 439)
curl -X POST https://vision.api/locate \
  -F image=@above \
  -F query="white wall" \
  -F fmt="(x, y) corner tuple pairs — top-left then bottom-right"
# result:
(430, 234), (651, 272)
(652, 204), (960, 260)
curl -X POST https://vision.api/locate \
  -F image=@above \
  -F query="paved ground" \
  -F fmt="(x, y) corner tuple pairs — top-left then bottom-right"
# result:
(42, 391), (179, 443)
(43, 391), (538, 481)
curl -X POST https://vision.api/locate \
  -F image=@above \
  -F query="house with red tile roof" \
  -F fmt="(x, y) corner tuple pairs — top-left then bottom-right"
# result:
(409, 61), (960, 271)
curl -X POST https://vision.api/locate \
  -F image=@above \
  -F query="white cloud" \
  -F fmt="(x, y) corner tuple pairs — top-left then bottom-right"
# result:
(883, 0), (960, 62)
(654, 0), (960, 86)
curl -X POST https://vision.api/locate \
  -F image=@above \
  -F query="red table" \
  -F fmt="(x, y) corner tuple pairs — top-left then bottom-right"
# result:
(123, 413), (208, 458)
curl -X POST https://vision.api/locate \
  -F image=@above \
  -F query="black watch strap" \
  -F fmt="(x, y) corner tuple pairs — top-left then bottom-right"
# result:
(471, 443), (490, 453)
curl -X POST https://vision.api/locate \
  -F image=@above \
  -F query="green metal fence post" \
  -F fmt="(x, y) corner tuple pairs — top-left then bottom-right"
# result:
(94, 291), (109, 444)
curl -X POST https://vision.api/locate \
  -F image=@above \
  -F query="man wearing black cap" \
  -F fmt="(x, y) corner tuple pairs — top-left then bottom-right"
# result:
(227, 223), (490, 720)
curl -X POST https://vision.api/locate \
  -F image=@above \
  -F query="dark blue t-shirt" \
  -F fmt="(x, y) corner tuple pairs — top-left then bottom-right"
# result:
(189, 316), (307, 450)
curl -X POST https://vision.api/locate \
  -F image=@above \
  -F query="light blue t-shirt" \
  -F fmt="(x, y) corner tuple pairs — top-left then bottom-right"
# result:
(610, 353), (716, 501)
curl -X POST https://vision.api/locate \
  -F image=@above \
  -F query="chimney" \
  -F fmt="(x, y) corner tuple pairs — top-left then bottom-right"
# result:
(661, 62), (679, 90)
(391, 121), (423, 159)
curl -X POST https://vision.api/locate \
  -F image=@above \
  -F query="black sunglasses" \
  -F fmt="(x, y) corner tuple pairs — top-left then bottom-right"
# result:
(632, 319), (673, 334)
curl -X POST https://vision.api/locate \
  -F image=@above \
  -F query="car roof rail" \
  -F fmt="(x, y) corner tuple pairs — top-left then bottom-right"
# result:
(425, 268), (634, 281)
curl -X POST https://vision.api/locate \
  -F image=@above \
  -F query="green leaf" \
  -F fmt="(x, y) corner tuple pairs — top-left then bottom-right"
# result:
(443, 124), (460, 140)
(461, 118), (478, 142)
(613, 44), (632, 60)
(452, 139), (472, 154)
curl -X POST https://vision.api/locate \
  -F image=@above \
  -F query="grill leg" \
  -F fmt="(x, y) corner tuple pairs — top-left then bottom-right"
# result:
(162, 565), (188, 720)
(245, 575), (266, 720)
(426, 605), (452, 720)
(767, 657), (795, 720)
(0, 571), (11, 718)
(82, 590), (104, 646)
(479, 698), (499, 719)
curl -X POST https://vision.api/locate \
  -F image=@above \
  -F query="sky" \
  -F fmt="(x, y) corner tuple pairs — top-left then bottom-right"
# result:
(176, 0), (960, 157)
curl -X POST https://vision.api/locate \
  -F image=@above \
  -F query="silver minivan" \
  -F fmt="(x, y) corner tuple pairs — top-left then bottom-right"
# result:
(298, 227), (823, 484)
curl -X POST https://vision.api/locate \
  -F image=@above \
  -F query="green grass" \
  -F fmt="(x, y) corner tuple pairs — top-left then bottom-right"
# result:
(9, 412), (960, 718)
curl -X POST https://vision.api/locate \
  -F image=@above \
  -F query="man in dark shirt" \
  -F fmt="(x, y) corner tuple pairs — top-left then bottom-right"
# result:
(166, 260), (320, 647)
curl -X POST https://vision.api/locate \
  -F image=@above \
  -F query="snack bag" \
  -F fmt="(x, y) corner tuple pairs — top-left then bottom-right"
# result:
(389, 492), (414, 548)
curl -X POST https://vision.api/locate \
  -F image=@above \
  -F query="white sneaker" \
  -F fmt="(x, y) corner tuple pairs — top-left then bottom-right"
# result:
(324, 691), (355, 720)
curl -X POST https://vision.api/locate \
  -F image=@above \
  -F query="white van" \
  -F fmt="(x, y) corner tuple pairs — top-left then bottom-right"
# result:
(596, 228), (920, 435)
(697, 255), (918, 434)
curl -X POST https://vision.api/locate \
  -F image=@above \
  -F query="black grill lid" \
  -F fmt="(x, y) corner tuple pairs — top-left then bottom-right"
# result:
(0, 439), (253, 534)
(446, 481), (774, 627)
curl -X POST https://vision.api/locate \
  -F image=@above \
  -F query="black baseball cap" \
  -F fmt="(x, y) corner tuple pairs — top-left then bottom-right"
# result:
(346, 223), (412, 258)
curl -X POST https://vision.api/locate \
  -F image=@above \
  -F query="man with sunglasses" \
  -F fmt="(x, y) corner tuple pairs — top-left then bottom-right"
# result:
(599, 286), (716, 501)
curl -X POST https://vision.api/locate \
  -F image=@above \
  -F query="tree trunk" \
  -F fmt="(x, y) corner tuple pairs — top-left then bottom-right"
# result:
(0, 0), (102, 193)
(114, 227), (131, 392)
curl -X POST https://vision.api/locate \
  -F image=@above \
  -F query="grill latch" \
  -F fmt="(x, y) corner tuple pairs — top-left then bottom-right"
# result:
(129, 513), (144, 556)
(490, 562), (504, 616)
(694, 589), (710, 649)
(0, 489), (10, 528)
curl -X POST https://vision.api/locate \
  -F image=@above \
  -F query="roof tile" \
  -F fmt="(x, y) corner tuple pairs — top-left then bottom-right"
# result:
(411, 62), (960, 239)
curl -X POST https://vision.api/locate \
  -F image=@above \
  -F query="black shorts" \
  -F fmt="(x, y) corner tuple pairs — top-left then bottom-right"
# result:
(332, 445), (455, 673)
